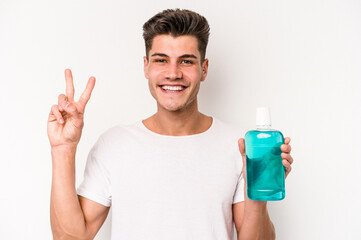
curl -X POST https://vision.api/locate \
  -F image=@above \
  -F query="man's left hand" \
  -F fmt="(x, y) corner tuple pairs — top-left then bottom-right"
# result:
(281, 137), (293, 178)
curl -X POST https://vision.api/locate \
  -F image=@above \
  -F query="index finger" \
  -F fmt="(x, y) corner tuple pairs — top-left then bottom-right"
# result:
(284, 137), (291, 144)
(65, 69), (75, 102)
(78, 76), (96, 108)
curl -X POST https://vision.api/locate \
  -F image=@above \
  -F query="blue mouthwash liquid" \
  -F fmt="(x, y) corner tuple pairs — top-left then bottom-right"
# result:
(245, 108), (285, 201)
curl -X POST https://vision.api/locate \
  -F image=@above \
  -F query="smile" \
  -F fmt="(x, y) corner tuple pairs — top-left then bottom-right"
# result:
(160, 85), (187, 93)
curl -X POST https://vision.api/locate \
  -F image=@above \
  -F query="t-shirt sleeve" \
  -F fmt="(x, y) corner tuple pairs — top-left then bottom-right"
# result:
(77, 136), (112, 207)
(233, 171), (245, 204)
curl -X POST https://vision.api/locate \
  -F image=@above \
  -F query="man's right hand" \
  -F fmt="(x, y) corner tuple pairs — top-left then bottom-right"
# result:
(47, 69), (96, 150)
(48, 69), (109, 239)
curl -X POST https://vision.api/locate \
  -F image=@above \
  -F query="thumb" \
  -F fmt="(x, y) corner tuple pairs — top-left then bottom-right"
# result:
(62, 101), (83, 127)
(238, 138), (247, 171)
(62, 101), (78, 115)
(238, 138), (247, 188)
(238, 138), (246, 159)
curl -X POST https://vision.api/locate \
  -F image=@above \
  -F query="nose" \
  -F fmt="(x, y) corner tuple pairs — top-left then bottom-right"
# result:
(165, 62), (182, 80)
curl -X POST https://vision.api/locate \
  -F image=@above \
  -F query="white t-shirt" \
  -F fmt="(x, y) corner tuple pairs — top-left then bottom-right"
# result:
(77, 117), (245, 240)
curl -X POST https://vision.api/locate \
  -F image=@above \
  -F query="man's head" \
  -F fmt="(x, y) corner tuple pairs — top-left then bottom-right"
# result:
(143, 9), (210, 63)
(142, 9), (210, 113)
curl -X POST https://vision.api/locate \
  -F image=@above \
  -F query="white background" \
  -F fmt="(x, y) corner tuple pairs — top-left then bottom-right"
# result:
(1, 0), (360, 239)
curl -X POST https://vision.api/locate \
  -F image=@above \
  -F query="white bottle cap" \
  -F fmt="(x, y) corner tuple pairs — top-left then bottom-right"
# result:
(256, 107), (272, 129)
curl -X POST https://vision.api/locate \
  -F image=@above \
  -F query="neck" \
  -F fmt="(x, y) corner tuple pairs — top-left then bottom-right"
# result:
(142, 99), (213, 136)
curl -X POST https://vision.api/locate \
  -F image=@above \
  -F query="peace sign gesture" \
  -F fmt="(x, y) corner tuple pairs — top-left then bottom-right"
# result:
(47, 69), (96, 149)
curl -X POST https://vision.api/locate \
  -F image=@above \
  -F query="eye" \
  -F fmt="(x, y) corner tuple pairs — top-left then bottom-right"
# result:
(182, 59), (193, 64)
(154, 59), (166, 63)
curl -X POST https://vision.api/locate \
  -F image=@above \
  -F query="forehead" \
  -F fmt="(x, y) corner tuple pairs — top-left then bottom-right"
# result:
(149, 35), (200, 57)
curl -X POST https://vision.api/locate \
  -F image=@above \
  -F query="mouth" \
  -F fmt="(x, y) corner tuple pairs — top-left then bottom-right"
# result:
(159, 84), (188, 94)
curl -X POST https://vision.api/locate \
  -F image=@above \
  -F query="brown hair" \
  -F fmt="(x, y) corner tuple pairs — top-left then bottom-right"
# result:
(143, 9), (210, 62)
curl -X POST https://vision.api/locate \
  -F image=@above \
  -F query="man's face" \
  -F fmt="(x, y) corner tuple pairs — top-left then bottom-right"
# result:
(144, 34), (208, 113)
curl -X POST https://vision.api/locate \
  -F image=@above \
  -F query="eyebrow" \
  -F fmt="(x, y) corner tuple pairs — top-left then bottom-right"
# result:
(151, 53), (168, 58)
(151, 53), (198, 59)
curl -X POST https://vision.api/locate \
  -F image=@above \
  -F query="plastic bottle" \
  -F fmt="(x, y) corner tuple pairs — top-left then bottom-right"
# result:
(244, 107), (285, 201)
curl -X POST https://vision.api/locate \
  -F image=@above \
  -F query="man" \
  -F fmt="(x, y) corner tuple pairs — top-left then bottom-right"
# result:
(47, 9), (293, 240)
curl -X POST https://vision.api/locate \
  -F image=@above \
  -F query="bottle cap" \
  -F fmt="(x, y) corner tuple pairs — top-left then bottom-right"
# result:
(256, 107), (272, 129)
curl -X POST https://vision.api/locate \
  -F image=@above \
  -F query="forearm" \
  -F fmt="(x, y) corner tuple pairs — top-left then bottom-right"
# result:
(50, 146), (88, 239)
(237, 202), (275, 240)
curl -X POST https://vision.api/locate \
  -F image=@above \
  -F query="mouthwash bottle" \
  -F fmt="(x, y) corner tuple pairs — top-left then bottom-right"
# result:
(245, 107), (285, 201)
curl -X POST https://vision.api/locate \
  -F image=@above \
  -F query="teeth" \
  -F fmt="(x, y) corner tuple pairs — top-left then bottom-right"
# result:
(162, 85), (184, 91)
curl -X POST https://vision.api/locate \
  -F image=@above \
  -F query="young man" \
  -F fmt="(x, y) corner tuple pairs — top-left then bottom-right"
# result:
(47, 9), (293, 240)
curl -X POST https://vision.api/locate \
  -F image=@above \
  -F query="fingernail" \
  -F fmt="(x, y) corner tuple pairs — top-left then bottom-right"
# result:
(62, 101), (69, 109)
(59, 119), (64, 124)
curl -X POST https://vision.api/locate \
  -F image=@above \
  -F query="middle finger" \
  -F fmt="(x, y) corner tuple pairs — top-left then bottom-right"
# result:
(281, 153), (293, 164)
(281, 144), (292, 153)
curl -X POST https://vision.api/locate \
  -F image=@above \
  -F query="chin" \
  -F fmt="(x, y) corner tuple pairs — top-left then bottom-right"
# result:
(158, 102), (187, 112)
(162, 105), (184, 112)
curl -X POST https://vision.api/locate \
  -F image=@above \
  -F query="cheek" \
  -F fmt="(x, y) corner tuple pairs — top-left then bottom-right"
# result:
(148, 80), (158, 99)
(148, 66), (165, 80)
(183, 69), (202, 83)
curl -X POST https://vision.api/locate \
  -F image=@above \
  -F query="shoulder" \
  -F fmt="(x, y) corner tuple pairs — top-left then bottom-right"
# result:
(95, 121), (152, 151)
(212, 117), (246, 140)
(98, 121), (142, 143)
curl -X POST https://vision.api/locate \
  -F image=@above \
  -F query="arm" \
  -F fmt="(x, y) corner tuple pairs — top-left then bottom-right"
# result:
(234, 137), (293, 240)
(48, 69), (109, 239)
(50, 146), (110, 239)
(233, 201), (275, 240)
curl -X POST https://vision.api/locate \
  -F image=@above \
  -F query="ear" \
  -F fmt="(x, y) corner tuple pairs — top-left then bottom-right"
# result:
(200, 58), (209, 82)
(143, 56), (149, 79)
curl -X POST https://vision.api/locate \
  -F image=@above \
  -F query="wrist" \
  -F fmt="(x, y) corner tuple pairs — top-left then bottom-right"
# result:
(244, 199), (268, 214)
(51, 144), (77, 154)
(51, 145), (78, 165)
